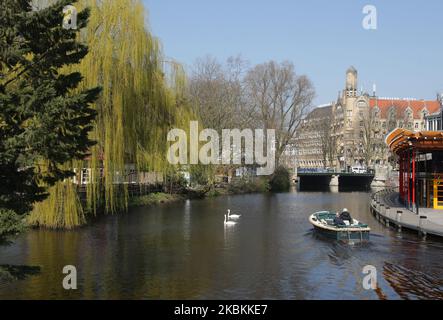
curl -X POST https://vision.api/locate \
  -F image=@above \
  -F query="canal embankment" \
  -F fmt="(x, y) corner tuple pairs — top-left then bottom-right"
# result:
(370, 188), (443, 239)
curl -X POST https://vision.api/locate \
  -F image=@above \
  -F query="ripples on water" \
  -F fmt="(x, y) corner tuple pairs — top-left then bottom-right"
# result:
(0, 191), (443, 300)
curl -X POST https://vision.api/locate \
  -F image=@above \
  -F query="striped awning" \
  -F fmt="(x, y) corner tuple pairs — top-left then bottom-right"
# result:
(385, 128), (443, 155)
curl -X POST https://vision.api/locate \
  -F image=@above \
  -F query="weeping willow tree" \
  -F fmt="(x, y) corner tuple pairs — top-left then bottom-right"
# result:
(29, 0), (194, 229)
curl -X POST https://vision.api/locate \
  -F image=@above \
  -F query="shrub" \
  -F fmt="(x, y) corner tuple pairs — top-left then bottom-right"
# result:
(0, 209), (25, 242)
(165, 170), (189, 192)
(206, 188), (221, 197)
(129, 192), (184, 207)
(269, 166), (291, 192)
(190, 165), (209, 186)
(228, 177), (270, 194)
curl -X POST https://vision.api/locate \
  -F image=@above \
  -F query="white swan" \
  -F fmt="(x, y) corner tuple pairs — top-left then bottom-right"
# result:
(224, 214), (237, 226)
(227, 209), (241, 220)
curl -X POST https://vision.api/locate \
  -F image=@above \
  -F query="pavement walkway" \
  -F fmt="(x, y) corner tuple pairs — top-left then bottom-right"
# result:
(371, 189), (443, 238)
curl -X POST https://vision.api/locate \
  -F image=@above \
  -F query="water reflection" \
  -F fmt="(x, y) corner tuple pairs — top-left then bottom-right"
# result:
(0, 191), (442, 299)
(383, 262), (443, 299)
(0, 265), (41, 281)
(183, 199), (191, 242)
(223, 223), (236, 248)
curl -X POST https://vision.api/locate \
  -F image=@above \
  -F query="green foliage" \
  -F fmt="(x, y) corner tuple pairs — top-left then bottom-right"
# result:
(0, 209), (25, 242)
(269, 166), (291, 192)
(129, 192), (184, 207)
(69, 0), (195, 216)
(29, 0), (196, 228)
(206, 188), (222, 197)
(228, 177), (270, 194)
(190, 165), (210, 186)
(165, 169), (189, 192)
(27, 181), (84, 229)
(0, 0), (100, 215)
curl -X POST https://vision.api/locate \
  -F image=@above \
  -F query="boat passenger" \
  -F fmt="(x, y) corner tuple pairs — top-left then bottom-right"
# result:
(339, 208), (353, 224)
(333, 212), (346, 226)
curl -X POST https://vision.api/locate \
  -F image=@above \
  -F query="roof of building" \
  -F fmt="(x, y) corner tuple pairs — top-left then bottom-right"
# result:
(347, 66), (357, 74)
(386, 128), (443, 154)
(305, 105), (332, 120)
(369, 98), (441, 119)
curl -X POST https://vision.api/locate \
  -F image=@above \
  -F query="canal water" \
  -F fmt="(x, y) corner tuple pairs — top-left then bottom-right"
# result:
(1, 190), (443, 299)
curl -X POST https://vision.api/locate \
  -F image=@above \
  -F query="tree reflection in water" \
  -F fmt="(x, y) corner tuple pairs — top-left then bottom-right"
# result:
(0, 265), (41, 282)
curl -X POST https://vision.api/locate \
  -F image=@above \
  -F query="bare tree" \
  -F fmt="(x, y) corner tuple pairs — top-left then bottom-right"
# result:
(188, 55), (255, 131)
(319, 116), (337, 168)
(361, 109), (384, 167)
(245, 61), (315, 166)
(188, 56), (257, 181)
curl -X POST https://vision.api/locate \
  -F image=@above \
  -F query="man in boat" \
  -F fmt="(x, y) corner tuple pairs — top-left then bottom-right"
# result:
(339, 208), (353, 225)
(333, 212), (346, 226)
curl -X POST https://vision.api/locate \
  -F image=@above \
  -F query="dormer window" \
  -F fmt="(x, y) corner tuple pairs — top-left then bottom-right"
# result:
(373, 111), (379, 118)
(389, 107), (396, 119)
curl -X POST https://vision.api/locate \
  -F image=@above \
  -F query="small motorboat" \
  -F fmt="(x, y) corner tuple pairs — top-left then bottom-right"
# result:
(309, 211), (370, 242)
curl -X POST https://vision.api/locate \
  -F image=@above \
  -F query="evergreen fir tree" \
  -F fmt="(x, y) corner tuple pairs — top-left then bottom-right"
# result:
(0, 0), (100, 215)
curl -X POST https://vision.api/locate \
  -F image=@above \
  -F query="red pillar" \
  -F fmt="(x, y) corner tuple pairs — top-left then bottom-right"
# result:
(400, 153), (403, 200)
(412, 149), (416, 205)
(404, 151), (407, 202)
(406, 150), (411, 206)
(404, 152), (407, 201)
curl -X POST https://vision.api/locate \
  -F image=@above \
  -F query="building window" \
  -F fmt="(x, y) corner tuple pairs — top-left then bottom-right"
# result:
(81, 168), (91, 185)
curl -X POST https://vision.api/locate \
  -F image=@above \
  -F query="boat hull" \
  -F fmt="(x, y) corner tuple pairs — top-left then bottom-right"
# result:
(312, 224), (370, 241)
(309, 211), (371, 242)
